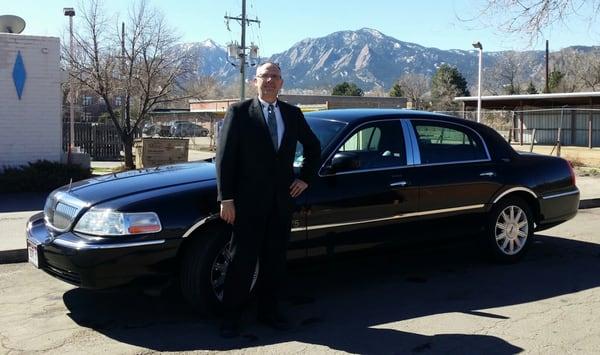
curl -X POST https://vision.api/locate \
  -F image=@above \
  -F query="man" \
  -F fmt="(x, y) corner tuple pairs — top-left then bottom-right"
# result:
(215, 62), (321, 338)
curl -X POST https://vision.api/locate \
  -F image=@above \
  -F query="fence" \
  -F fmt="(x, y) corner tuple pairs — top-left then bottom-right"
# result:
(63, 122), (138, 160)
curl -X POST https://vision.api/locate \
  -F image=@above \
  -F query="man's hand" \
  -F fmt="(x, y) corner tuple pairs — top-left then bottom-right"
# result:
(220, 200), (236, 224)
(290, 179), (308, 198)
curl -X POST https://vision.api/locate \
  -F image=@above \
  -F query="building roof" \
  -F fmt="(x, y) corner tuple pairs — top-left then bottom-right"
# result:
(455, 92), (600, 110)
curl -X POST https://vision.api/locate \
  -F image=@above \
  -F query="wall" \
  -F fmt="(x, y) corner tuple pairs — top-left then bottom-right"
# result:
(0, 34), (61, 168)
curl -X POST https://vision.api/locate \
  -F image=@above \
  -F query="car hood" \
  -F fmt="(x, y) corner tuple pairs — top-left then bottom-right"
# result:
(61, 161), (216, 206)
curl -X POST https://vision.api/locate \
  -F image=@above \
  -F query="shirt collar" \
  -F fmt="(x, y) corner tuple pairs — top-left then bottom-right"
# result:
(258, 96), (278, 109)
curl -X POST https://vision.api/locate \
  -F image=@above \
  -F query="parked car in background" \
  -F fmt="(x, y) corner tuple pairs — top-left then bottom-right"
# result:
(170, 122), (209, 137)
(142, 123), (172, 137)
(26, 109), (579, 314)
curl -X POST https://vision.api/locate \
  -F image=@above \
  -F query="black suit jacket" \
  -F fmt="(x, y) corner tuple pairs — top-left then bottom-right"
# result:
(215, 98), (321, 215)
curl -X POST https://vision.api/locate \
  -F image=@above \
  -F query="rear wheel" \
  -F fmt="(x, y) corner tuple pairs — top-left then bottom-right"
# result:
(485, 197), (533, 263)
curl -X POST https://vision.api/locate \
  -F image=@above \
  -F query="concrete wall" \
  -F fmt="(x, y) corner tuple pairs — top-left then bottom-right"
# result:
(0, 34), (61, 168)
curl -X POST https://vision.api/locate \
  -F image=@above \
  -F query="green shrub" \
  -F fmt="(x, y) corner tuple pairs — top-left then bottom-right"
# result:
(0, 160), (92, 193)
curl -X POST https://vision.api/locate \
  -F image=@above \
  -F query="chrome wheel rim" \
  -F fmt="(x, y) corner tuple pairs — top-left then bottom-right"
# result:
(210, 242), (259, 301)
(494, 205), (529, 255)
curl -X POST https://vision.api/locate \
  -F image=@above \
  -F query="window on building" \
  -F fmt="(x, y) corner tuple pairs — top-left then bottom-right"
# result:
(115, 96), (122, 106)
(82, 96), (93, 106)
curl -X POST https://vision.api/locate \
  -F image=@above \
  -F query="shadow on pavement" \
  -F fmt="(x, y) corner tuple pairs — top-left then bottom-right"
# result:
(0, 193), (47, 213)
(62, 233), (600, 353)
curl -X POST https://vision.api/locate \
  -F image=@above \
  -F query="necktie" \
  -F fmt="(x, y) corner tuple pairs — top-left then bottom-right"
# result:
(267, 104), (278, 150)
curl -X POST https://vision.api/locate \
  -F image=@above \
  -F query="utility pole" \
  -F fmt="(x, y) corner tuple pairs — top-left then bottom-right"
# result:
(225, 0), (260, 101)
(64, 8), (76, 162)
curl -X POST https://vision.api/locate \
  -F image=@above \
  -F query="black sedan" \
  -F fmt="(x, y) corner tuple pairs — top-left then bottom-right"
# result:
(27, 109), (579, 313)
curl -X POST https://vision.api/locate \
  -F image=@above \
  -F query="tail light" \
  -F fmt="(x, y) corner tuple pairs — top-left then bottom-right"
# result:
(567, 160), (576, 186)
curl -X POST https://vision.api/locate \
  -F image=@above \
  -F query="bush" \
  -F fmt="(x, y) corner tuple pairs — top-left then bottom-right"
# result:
(0, 160), (92, 193)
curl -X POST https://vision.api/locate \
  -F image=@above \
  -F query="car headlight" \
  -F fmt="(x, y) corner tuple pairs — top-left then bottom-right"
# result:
(74, 210), (162, 236)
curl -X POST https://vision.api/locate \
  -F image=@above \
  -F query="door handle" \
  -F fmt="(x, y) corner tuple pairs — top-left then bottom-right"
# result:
(390, 181), (408, 187)
(480, 171), (496, 177)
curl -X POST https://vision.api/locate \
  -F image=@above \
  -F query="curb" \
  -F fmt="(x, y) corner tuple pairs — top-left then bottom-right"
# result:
(0, 249), (27, 264)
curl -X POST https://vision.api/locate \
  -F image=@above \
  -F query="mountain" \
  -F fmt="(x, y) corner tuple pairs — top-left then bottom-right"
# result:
(180, 39), (237, 83)
(182, 29), (598, 92)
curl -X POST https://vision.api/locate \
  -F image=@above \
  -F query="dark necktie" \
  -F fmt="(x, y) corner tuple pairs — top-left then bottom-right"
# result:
(267, 104), (278, 150)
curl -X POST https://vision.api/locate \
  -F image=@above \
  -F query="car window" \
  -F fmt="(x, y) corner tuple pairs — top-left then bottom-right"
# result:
(335, 120), (406, 171)
(412, 121), (487, 164)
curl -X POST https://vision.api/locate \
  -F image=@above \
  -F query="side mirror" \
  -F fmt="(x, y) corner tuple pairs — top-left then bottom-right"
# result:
(328, 152), (360, 173)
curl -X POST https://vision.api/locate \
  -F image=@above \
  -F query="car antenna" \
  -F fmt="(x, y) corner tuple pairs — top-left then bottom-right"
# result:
(68, 178), (73, 191)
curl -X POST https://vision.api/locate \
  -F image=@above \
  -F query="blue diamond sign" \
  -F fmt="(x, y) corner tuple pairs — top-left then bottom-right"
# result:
(12, 51), (27, 100)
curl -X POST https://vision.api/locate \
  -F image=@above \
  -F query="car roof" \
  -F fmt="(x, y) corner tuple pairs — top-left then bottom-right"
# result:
(305, 108), (469, 126)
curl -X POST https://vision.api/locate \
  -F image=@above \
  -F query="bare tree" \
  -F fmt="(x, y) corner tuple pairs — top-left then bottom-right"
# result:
(397, 73), (429, 109)
(186, 76), (224, 100)
(472, 0), (600, 41)
(64, 0), (189, 169)
(570, 49), (600, 91)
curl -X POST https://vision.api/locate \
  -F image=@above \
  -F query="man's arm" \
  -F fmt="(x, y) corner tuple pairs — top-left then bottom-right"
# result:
(215, 105), (240, 202)
(296, 108), (321, 185)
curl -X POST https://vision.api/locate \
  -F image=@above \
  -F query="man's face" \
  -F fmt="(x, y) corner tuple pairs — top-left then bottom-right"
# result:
(254, 63), (283, 102)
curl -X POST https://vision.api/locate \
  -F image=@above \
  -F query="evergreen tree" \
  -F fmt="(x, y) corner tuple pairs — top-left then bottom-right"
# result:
(332, 82), (364, 96)
(389, 82), (404, 97)
(547, 69), (565, 93)
(430, 64), (470, 110)
(525, 81), (538, 94)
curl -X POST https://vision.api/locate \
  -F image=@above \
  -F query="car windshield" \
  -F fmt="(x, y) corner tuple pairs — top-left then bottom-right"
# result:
(294, 117), (346, 167)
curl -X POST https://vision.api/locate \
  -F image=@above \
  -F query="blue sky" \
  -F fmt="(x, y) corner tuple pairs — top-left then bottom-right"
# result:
(3, 0), (599, 56)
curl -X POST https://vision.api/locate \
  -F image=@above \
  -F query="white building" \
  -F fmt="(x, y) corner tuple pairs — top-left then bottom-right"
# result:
(0, 33), (61, 169)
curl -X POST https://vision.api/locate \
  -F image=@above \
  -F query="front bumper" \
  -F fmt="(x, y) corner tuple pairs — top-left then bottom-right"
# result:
(26, 212), (180, 289)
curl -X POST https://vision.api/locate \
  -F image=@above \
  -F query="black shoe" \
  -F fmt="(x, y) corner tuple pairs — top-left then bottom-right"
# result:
(220, 319), (241, 338)
(258, 312), (292, 331)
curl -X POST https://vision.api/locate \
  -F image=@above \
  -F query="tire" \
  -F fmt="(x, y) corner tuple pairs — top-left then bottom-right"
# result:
(180, 226), (259, 315)
(485, 196), (533, 263)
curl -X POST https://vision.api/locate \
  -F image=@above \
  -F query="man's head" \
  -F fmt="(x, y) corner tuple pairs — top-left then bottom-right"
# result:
(254, 62), (283, 103)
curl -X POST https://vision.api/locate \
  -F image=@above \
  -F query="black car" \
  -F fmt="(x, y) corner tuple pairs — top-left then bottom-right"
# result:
(27, 109), (579, 313)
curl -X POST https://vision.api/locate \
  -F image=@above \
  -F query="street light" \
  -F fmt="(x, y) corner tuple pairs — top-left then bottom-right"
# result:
(472, 41), (483, 123)
(64, 7), (76, 162)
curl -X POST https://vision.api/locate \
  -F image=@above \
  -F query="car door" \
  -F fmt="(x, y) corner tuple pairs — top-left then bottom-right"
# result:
(407, 119), (502, 228)
(303, 119), (419, 256)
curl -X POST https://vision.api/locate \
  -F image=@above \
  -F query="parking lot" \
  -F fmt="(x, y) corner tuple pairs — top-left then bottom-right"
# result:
(1, 199), (600, 353)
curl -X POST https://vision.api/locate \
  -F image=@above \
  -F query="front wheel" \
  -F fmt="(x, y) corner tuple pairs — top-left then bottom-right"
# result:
(485, 197), (533, 263)
(180, 227), (259, 315)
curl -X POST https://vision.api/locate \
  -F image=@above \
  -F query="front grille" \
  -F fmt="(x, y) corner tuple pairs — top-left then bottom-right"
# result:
(44, 192), (87, 231)
(53, 203), (79, 229)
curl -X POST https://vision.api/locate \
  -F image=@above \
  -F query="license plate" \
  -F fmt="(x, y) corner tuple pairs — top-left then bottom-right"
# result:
(27, 242), (39, 268)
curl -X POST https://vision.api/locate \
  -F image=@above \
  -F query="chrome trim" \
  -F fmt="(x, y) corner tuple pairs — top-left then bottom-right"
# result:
(304, 204), (485, 231)
(390, 181), (407, 187)
(403, 120), (421, 164)
(290, 227), (304, 233)
(480, 171), (496, 177)
(53, 238), (165, 250)
(541, 189), (580, 200)
(182, 214), (220, 238)
(400, 120), (416, 165)
(44, 191), (90, 233)
(492, 187), (538, 204)
(326, 165), (410, 176)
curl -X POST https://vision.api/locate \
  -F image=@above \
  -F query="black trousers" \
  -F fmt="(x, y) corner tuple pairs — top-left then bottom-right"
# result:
(222, 199), (292, 317)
